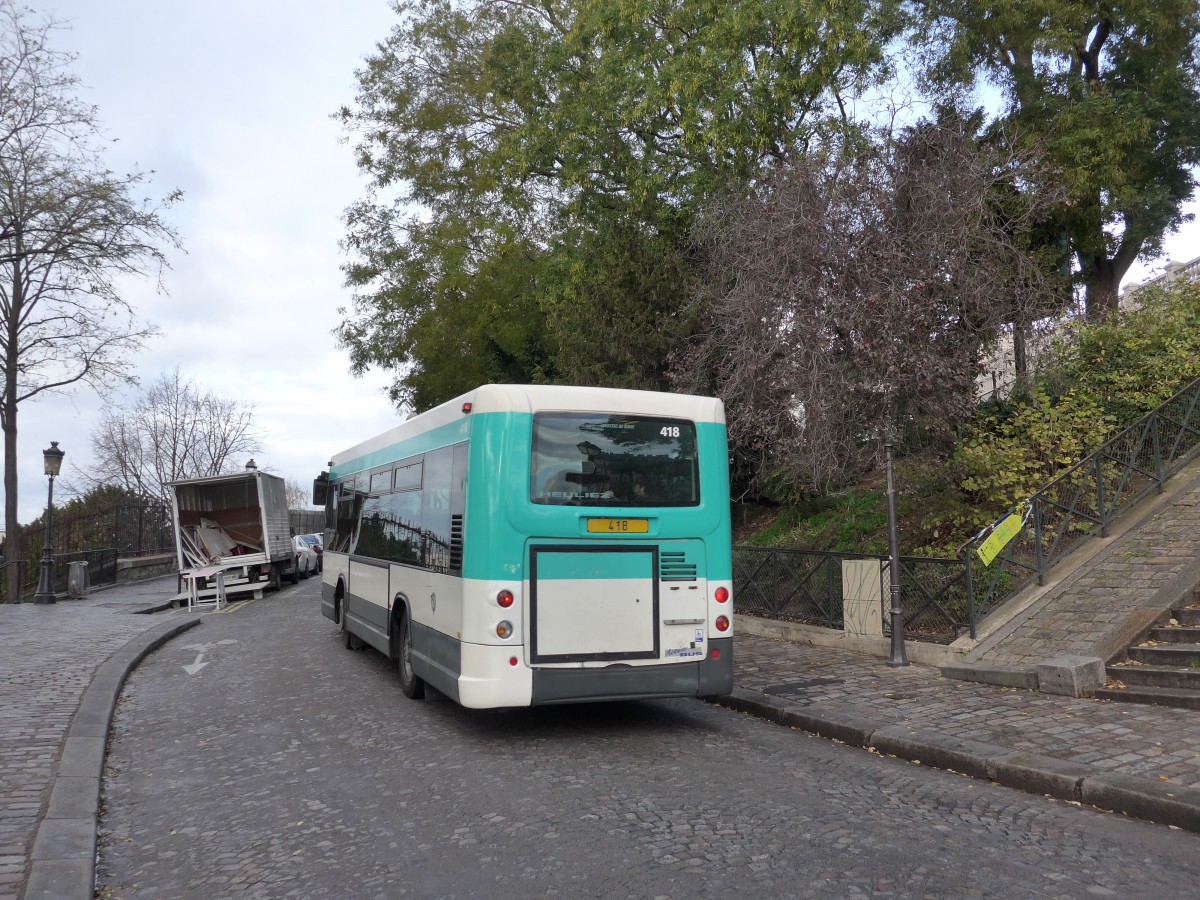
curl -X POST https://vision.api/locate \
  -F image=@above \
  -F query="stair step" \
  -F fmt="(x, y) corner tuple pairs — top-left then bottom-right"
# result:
(1126, 643), (1200, 667)
(1093, 685), (1200, 711)
(1106, 664), (1200, 690)
(1147, 625), (1200, 643)
(1172, 607), (1200, 627)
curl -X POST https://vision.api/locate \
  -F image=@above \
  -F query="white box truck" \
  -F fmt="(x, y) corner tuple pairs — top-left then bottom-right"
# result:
(168, 468), (298, 593)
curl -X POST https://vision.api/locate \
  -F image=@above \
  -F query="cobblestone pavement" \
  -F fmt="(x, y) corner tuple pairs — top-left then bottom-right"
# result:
(736, 635), (1200, 789)
(2, 578), (1200, 900)
(0, 578), (185, 900)
(95, 581), (1200, 900)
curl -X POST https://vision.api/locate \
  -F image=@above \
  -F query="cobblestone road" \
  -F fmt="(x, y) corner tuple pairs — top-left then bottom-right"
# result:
(96, 580), (1200, 900)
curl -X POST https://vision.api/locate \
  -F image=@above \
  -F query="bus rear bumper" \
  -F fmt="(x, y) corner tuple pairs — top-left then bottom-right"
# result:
(530, 638), (733, 705)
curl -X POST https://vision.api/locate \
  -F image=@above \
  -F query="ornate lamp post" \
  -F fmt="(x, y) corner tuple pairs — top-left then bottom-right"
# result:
(884, 442), (908, 667)
(32, 441), (65, 605)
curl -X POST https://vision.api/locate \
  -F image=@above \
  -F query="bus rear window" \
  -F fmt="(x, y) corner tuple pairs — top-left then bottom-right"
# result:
(531, 413), (700, 507)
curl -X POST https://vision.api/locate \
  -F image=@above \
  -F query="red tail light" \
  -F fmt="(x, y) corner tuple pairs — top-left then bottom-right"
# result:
(497, 590), (514, 608)
(715, 615), (730, 632)
(714, 586), (729, 603)
(711, 648), (721, 659)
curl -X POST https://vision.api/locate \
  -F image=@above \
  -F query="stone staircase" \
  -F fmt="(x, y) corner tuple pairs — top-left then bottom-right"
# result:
(1096, 589), (1200, 710)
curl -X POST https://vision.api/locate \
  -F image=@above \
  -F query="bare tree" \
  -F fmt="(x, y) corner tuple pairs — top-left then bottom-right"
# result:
(0, 2), (181, 597)
(285, 478), (315, 510)
(84, 371), (261, 503)
(674, 119), (1065, 498)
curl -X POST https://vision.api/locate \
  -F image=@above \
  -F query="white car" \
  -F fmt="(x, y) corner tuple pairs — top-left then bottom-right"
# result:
(296, 533), (323, 573)
(292, 535), (318, 579)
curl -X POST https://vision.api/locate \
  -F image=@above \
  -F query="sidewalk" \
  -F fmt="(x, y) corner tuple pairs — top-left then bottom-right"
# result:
(0, 578), (199, 900)
(4, 583), (1200, 900)
(723, 632), (1200, 831)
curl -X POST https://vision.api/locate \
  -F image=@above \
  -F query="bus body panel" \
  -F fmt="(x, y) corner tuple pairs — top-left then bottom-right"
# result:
(346, 558), (390, 653)
(320, 553), (351, 623)
(401, 564), (464, 637)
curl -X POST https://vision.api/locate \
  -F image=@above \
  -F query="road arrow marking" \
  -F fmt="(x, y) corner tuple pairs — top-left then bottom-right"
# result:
(182, 653), (208, 675)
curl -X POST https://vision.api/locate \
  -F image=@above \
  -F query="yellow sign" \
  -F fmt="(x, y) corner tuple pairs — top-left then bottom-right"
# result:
(586, 518), (649, 534)
(976, 513), (1023, 566)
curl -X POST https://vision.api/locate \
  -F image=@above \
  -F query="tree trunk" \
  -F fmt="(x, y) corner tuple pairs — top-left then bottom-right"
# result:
(3, 388), (19, 603)
(1012, 320), (1030, 396)
(1081, 242), (1139, 320)
(4, 266), (21, 602)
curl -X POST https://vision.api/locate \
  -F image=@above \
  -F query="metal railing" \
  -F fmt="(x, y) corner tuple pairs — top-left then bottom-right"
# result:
(733, 547), (971, 643)
(735, 374), (1200, 644)
(965, 375), (1200, 624)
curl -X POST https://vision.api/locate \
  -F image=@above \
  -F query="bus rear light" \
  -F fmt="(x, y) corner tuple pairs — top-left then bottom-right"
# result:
(711, 648), (720, 659)
(496, 620), (513, 639)
(714, 586), (729, 604)
(509, 656), (519, 667)
(497, 589), (514, 608)
(715, 615), (730, 632)
(462, 402), (472, 413)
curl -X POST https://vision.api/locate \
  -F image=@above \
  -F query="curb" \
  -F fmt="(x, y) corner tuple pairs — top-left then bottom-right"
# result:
(23, 614), (203, 900)
(715, 687), (1200, 834)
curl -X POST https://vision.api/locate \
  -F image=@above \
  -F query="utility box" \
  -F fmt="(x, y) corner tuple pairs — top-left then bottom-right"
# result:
(842, 559), (883, 637)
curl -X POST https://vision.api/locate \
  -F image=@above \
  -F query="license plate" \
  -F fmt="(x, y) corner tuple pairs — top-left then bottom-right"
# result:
(586, 517), (649, 534)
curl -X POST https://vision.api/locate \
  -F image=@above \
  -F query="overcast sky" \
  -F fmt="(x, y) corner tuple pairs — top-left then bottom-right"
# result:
(10, 0), (406, 521)
(5, 2), (1199, 523)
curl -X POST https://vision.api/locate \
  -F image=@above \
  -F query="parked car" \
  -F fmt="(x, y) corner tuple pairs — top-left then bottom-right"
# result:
(292, 535), (318, 579)
(296, 533), (323, 573)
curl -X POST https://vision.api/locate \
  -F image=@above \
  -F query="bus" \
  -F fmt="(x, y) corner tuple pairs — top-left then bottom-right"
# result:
(314, 384), (733, 708)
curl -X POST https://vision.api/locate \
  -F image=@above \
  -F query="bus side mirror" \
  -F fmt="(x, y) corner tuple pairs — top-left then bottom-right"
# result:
(313, 471), (329, 507)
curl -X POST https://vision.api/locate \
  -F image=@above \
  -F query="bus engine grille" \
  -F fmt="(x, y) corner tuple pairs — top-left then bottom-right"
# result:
(659, 551), (697, 582)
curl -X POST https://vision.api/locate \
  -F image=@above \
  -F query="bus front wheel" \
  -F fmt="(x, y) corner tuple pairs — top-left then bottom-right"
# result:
(396, 613), (425, 700)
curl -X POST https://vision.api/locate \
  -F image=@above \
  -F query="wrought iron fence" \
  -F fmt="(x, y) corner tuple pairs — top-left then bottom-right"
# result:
(733, 547), (972, 643)
(46, 549), (119, 593)
(965, 375), (1200, 624)
(5, 502), (172, 601)
(733, 548), (848, 628)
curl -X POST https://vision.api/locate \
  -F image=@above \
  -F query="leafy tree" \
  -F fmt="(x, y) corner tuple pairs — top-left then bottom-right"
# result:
(1041, 277), (1200, 422)
(0, 3), (181, 598)
(905, 0), (1200, 318)
(82, 370), (261, 504)
(338, 0), (895, 410)
(674, 120), (1065, 498)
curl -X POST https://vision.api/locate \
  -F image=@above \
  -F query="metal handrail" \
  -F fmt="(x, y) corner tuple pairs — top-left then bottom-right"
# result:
(965, 374), (1200, 624)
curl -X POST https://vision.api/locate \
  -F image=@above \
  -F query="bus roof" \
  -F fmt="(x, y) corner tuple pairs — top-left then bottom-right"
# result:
(328, 384), (724, 474)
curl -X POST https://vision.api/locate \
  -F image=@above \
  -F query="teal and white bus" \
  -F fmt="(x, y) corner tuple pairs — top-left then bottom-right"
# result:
(315, 384), (733, 708)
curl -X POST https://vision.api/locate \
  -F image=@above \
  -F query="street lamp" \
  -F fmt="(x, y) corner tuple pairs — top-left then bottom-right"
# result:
(32, 441), (65, 605)
(884, 442), (908, 667)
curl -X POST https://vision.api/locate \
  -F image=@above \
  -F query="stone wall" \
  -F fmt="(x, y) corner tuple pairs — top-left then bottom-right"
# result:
(115, 553), (176, 586)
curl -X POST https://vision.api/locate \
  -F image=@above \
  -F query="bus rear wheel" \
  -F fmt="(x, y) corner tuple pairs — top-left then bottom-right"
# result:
(341, 601), (361, 650)
(396, 613), (425, 700)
